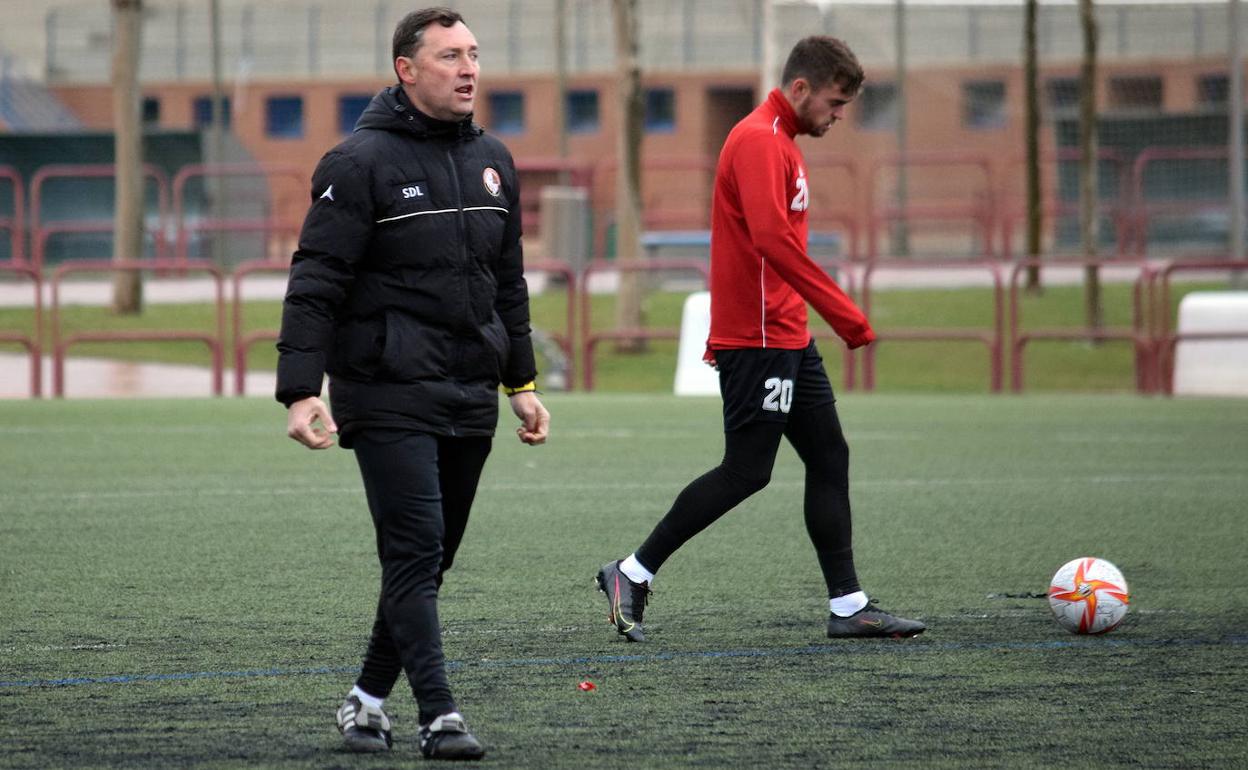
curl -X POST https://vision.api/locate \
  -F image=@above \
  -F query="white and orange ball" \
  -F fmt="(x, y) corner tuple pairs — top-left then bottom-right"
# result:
(1048, 557), (1130, 634)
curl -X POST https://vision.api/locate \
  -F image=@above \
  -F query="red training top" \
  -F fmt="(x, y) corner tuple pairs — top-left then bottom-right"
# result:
(706, 88), (874, 352)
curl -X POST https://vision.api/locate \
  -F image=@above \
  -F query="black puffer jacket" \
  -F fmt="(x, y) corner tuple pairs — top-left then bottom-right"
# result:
(276, 86), (536, 443)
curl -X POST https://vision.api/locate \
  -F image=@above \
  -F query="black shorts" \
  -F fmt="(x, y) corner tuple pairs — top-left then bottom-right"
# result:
(715, 341), (835, 432)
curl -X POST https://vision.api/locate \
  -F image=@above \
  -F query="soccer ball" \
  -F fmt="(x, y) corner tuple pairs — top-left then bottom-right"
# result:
(1048, 557), (1130, 634)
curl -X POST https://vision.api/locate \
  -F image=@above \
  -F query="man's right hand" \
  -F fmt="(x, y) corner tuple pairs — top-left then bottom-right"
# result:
(286, 396), (338, 450)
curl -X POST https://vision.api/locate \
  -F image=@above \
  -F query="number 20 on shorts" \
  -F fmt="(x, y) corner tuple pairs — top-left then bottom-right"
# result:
(762, 377), (794, 413)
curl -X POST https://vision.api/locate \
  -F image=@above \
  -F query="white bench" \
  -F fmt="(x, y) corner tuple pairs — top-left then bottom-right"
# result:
(1172, 291), (1248, 397)
(673, 291), (719, 396)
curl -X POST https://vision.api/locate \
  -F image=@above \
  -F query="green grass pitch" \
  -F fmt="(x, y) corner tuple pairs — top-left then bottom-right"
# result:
(1, 394), (1246, 768)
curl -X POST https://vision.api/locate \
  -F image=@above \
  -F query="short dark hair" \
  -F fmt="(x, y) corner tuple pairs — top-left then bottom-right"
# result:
(780, 36), (864, 96)
(392, 7), (465, 67)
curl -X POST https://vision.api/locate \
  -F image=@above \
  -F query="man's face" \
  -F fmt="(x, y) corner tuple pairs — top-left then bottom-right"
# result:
(791, 80), (854, 138)
(397, 21), (479, 121)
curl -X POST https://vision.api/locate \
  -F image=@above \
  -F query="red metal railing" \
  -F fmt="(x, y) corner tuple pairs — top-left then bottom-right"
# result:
(230, 258), (577, 396)
(0, 263), (43, 397)
(34, 221), (160, 274)
(808, 211), (862, 263)
(172, 163), (305, 263)
(13, 255), (1240, 399)
(231, 259), (290, 396)
(806, 259), (859, 392)
(999, 149), (1133, 258)
(514, 157), (595, 237)
(807, 154), (863, 261)
(592, 156), (717, 258)
(1151, 258), (1248, 395)
(1128, 147), (1228, 256)
(1008, 258), (1155, 393)
(580, 257), (710, 391)
(524, 258), (578, 391)
(866, 151), (999, 259)
(29, 164), (172, 270)
(0, 166), (25, 264)
(50, 260), (226, 397)
(861, 259), (1005, 392)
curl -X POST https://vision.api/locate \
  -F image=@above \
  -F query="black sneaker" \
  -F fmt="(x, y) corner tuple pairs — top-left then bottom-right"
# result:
(419, 712), (485, 761)
(826, 599), (926, 639)
(596, 560), (651, 642)
(336, 695), (392, 753)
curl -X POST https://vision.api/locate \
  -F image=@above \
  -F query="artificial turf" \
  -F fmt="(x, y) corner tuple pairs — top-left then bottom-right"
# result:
(1, 393), (1246, 768)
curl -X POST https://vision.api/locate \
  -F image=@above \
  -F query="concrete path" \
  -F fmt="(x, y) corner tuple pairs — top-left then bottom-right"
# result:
(0, 276), (290, 308)
(0, 264), (1145, 310)
(0, 353), (276, 399)
(1, 276), (286, 399)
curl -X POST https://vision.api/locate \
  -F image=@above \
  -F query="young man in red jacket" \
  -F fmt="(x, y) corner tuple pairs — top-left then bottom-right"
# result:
(597, 37), (924, 643)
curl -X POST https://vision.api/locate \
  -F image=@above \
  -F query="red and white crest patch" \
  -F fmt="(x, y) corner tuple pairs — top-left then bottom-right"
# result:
(483, 167), (502, 197)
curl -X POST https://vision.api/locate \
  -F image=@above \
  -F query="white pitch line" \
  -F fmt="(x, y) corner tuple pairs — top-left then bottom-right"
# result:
(0, 642), (128, 655)
(4, 473), (1243, 506)
(1055, 433), (1192, 444)
(0, 425), (276, 435)
(0, 425), (920, 441)
(0, 610), (1191, 653)
(551, 429), (922, 441)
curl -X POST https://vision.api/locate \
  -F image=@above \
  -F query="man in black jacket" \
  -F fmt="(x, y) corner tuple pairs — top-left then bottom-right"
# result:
(276, 6), (549, 761)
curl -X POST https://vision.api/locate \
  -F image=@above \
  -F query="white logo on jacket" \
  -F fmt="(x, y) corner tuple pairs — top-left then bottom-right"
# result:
(790, 166), (809, 212)
(483, 167), (502, 197)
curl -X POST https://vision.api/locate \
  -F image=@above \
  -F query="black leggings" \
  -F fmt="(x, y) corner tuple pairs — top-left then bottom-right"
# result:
(634, 401), (860, 598)
(350, 430), (491, 723)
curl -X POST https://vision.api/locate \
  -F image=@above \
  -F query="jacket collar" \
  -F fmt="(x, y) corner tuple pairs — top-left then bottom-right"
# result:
(355, 86), (483, 140)
(765, 88), (800, 139)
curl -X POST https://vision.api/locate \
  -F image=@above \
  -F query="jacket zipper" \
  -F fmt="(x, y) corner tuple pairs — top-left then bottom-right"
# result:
(446, 146), (471, 437)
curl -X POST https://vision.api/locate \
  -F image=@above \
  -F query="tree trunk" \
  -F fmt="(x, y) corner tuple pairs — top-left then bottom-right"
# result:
(554, 0), (569, 174)
(759, 0), (777, 98)
(111, 0), (143, 314)
(1230, 0), (1245, 268)
(893, 0), (910, 256)
(1023, 0), (1042, 291)
(1079, 0), (1102, 330)
(208, 0), (229, 264)
(612, 0), (646, 351)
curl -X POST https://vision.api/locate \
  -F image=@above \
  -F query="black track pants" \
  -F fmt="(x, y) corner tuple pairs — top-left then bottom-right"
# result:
(350, 430), (491, 723)
(634, 402), (859, 597)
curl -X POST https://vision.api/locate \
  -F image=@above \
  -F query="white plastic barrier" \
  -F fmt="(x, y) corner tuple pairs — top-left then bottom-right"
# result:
(673, 291), (720, 396)
(1172, 291), (1248, 397)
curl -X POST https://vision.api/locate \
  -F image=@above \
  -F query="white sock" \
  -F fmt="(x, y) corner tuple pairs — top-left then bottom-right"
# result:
(432, 711), (462, 724)
(830, 591), (869, 617)
(619, 554), (655, 585)
(350, 685), (384, 710)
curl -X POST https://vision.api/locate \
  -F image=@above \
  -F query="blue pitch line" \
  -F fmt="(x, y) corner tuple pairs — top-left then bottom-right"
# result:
(3, 635), (1245, 690)
(0, 665), (357, 689)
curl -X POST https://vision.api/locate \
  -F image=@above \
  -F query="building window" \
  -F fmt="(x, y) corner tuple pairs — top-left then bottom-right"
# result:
(566, 89), (599, 134)
(963, 80), (1006, 129)
(644, 88), (675, 133)
(856, 82), (898, 131)
(141, 97), (161, 127)
(193, 96), (231, 129)
(1108, 76), (1162, 111)
(1198, 74), (1229, 106)
(1046, 78), (1080, 114)
(336, 93), (369, 134)
(487, 91), (525, 135)
(266, 96), (304, 139)
(338, 94), (371, 135)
